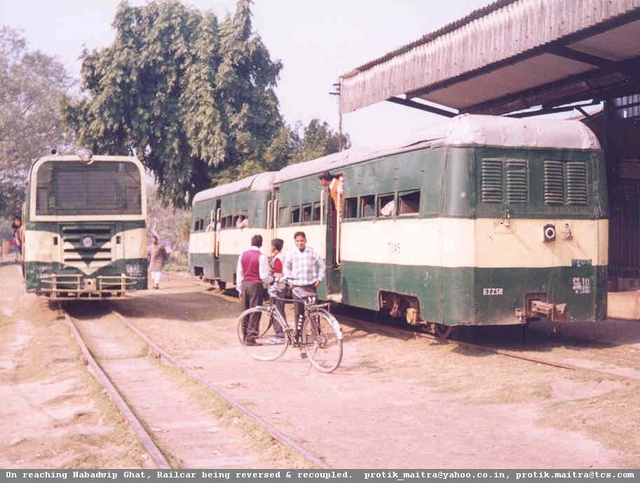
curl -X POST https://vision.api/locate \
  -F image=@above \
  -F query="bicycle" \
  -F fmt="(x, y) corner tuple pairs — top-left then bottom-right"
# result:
(236, 280), (344, 373)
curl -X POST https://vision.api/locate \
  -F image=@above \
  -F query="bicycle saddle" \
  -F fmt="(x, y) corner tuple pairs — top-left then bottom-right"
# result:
(292, 286), (316, 302)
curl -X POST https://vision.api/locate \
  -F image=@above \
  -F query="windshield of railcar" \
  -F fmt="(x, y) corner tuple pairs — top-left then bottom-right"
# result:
(35, 161), (142, 215)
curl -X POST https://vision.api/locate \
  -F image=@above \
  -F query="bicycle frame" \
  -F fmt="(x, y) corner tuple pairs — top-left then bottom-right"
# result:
(265, 289), (332, 346)
(237, 281), (344, 372)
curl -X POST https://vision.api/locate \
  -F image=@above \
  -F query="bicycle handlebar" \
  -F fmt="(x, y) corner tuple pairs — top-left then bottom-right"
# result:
(267, 278), (327, 308)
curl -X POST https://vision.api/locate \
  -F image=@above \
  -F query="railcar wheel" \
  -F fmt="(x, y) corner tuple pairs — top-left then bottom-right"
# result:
(432, 323), (457, 340)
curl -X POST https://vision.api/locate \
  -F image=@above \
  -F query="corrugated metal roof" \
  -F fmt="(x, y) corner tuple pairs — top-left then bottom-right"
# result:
(192, 172), (276, 203)
(339, 0), (640, 116)
(274, 114), (600, 184)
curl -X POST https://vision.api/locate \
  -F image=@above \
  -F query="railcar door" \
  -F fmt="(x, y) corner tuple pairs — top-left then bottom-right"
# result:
(212, 201), (221, 279)
(323, 189), (343, 301)
(268, 188), (279, 239)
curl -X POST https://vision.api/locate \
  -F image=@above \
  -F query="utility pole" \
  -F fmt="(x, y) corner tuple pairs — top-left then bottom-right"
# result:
(329, 82), (343, 151)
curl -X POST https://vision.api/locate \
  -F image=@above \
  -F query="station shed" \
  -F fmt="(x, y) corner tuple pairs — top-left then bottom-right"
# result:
(338, 0), (640, 291)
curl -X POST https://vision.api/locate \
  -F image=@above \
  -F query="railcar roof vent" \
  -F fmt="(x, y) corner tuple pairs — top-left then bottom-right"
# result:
(544, 160), (564, 205)
(566, 161), (588, 205)
(481, 159), (503, 203)
(505, 160), (528, 204)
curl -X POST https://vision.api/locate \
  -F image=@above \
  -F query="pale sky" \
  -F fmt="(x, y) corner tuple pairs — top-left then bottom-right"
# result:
(1, 0), (494, 148)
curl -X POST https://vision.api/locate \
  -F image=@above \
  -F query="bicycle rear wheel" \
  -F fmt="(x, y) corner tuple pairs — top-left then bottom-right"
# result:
(236, 306), (289, 361)
(302, 308), (343, 373)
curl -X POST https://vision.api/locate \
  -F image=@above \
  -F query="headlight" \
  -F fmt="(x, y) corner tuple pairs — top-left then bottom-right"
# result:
(82, 236), (94, 248)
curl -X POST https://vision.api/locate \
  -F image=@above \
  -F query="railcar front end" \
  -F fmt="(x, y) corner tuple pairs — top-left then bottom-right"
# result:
(23, 155), (148, 300)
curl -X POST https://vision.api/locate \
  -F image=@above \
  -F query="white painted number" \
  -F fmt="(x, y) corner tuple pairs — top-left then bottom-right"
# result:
(482, 288), (504, 296)
(572, 277), (591, 295)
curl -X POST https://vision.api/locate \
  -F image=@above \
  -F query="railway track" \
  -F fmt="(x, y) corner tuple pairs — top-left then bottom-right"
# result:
(6, 266), (639, 468)
(170, 271), (640, 383)
(62, 305), (330, 469)
(334, 310), (640, 383)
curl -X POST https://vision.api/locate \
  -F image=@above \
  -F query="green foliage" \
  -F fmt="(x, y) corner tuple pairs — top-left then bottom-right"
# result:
(294, 119), (350, 163)
(146, 184), (189, 254)
(59, 0), (349, 215)
(62, 0), (284, 209)
(0, 26), (74, 216)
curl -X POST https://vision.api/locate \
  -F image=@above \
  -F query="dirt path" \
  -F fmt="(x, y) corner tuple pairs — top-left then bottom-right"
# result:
(0, 264), (154, 468)
(2, 265), (639, 469)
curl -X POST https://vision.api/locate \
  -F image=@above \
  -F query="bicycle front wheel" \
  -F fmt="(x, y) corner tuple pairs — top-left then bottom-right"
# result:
(236, 306), (289, 361)
(302, 308), (343, 373)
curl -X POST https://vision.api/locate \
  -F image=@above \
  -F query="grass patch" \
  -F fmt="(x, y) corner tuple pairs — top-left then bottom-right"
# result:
(159, 363), (315, 469)
(542, 382), (640, 468)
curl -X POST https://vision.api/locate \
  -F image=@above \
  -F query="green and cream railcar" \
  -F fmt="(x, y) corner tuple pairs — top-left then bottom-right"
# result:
(272, 114), (608, 329)
(23, 155), (148, 299)
(189, 172), (276, 288)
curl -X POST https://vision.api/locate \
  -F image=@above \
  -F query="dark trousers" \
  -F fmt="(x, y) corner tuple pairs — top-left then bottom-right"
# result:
(292, 284), (317, 337)
(241, 281), (263, 340)
(273, 290), (286, 337)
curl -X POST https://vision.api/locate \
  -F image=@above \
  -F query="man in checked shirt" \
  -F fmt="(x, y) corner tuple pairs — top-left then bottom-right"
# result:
(283, 231), (326, 353)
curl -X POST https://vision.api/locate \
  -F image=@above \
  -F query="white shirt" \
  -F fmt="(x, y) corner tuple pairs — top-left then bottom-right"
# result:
(236, 246), (270, 294)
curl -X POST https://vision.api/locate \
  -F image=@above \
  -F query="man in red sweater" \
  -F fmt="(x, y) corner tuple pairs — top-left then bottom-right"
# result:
(236, 234), (270, 345)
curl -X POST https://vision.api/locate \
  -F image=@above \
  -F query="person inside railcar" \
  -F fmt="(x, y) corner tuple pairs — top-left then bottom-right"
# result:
(318, 171), (344, 219)
(235, 215), (248, 229)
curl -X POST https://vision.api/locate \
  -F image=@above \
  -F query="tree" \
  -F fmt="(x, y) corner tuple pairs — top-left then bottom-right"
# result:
(146, 184), (190, 256)
(62, 0), (284, 209)
(294, 119), (350, 163)
(0, 26), (74, 217)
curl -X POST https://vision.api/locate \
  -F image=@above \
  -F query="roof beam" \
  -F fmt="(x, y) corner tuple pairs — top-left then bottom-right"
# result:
(545, 45), (614, 68)
(508, 99), (601, 118)
(387, 97), (458, 117)
(463, 55), (640, 115)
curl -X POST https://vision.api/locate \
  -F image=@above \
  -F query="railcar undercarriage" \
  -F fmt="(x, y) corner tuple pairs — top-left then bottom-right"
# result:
(378, 290), (458, 339)
(38, 273), (140, 300)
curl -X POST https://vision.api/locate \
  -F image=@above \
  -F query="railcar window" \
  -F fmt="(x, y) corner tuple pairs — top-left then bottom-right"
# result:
(344, 197), (358, 219)
(279, 207), (289, 226)
(398, 191), (420, 215)
(302, 204), (312, 222)
(291, 207), (301, 224)
(378, 194), (395, 217)
(361, 195), (375, 218)
(312, 202), (321, 221)
(35, 161), (142, 215)
(235, 214), (248, 228)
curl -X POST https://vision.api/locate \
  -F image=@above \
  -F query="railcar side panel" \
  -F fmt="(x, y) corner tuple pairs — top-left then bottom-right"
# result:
(191, 115), (609, 327)
(189, 176), (274, 286)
